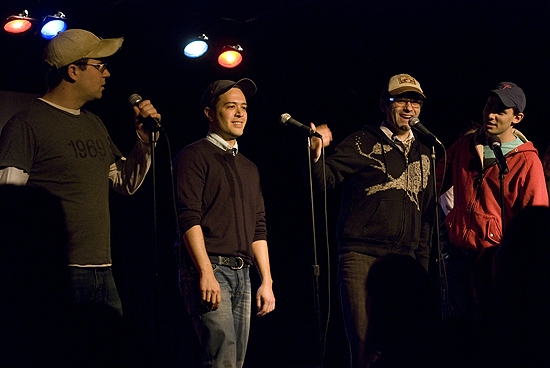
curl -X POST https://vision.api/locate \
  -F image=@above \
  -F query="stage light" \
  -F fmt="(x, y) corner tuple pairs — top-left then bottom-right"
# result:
(218, 45), (243, 68)
(184, 34), (209, 58)
(3, 10), (35, 34)
(40, 12), (67, 40)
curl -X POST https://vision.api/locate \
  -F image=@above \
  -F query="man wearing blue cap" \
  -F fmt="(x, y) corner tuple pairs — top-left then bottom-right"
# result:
(174, 78), (275, 367)
(436, 81), (548, 319)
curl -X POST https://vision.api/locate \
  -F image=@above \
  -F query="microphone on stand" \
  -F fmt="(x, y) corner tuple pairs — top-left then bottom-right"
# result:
(280, 113), (322, 138)
(408, 117), (444, 147)
(487, 135), (509, 174)
(128, 94), (162, 132)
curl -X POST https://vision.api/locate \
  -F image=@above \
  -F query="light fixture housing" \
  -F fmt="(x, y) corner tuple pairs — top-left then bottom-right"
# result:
(4, 10), (35, 34)
(184, 34), (209, 58)
(218, 45), (244, 68)
(40, 11), (67, 40)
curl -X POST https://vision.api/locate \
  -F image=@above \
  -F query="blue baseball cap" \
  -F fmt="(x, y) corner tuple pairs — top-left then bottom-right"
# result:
(491, 82), (526, 113)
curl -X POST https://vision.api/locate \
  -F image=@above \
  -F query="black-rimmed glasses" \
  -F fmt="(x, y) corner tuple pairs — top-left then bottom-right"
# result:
(388, 97), (423, 108)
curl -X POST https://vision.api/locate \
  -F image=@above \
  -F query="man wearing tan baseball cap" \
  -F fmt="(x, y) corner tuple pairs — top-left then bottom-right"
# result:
(0, 29), (161, 315)
(308, 73), (434, 367)
(43, 28), (124, 69)
(386, 73), (426, 98)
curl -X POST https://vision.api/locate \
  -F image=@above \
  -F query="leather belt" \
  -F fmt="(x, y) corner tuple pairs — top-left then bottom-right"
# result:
(208, 255), (246, 270)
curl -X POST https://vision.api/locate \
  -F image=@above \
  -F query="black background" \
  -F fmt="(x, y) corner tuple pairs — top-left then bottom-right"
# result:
(1, 0), (550, 366)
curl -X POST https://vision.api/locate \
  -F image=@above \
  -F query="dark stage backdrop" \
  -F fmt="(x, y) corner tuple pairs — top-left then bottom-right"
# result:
(0, 90), (40, 130)
(2, 0), (550, 366)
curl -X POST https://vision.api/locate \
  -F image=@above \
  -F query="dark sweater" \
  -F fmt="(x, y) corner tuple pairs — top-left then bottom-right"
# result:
(312, 124), (434, 268)
(174, 139), (267, 264)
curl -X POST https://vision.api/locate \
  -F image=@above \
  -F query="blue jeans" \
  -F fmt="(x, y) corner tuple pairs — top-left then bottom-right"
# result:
(180, 264), (251, 368)
(338, 251), (378, 368)
(68, 267), (123, 316)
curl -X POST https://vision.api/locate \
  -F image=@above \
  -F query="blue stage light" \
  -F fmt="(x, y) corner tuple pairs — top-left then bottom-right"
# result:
(184, 34), (209, 58)
(40, 12), (67, 40)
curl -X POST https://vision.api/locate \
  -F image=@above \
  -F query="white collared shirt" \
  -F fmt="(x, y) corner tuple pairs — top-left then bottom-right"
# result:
(206, 132), (239, 156)
(380, 122), (415, 153)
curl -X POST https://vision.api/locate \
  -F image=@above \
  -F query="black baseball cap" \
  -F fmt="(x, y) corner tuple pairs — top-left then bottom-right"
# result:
(200, 78), (257, 108)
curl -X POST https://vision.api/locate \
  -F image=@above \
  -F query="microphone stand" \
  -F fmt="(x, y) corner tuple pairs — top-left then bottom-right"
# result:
(498, 168), (506, 234)
(148, 129), (160, 353)
(429, 145), (449, 320)
(306, 138), (323, 367)
(488, 135), (508, 232)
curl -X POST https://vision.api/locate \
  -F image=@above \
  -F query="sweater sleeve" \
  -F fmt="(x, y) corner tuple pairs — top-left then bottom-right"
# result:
(253, 177), (268, 242)
(175, 147), (206, 234)
(311, 132), (369, 191)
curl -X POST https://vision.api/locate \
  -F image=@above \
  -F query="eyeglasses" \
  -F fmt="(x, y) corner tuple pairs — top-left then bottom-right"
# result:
(388, 97), (423, 108)
(77, 62), (108, 73)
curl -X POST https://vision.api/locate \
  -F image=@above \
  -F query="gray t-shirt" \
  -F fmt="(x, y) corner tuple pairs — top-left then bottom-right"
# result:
(0, 99), (121, 264)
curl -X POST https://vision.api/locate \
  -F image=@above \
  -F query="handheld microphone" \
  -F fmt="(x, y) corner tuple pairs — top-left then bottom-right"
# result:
(487, 135), (509, 174)
(408, 117), (444, 147)
(127, 94), (162, 132)
(280, 113), (322, 138)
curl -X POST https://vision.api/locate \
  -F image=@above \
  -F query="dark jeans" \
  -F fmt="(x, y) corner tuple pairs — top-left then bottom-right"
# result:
(445, 245), (478, 320)
(68, 267), (123, 315)
(338, 251), (378, 368)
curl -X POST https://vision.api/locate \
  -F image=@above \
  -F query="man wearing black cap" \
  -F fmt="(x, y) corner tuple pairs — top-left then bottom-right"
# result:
(174, 78), (275, 367)
(309, 74), (435, 368)
(0, 29), (161, 315)
(436, 82), (548, 319)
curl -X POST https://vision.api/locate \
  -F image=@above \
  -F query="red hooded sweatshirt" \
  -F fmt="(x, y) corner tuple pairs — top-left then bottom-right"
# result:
(436, 129), (548, 252)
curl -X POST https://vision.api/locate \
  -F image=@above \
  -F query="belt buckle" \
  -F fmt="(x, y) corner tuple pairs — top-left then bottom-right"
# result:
(231, 257), (244, 270)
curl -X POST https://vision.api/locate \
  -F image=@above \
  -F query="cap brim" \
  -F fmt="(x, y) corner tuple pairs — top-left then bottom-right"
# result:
(390, 86), (426, 98)
(490, 90), (516, 109)
(234, 78), (257, 98)
(84, 37), (124, 60)
(201, 78), (257, 108)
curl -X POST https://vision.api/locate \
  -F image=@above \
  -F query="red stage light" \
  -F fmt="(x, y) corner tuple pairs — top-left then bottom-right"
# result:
(218, 45), (243, 68)
(4, 11), (35, 34)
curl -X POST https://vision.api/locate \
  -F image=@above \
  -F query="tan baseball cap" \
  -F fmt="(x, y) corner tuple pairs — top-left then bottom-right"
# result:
(387, 73), (425, 98)
(43, 29), (124, 69)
